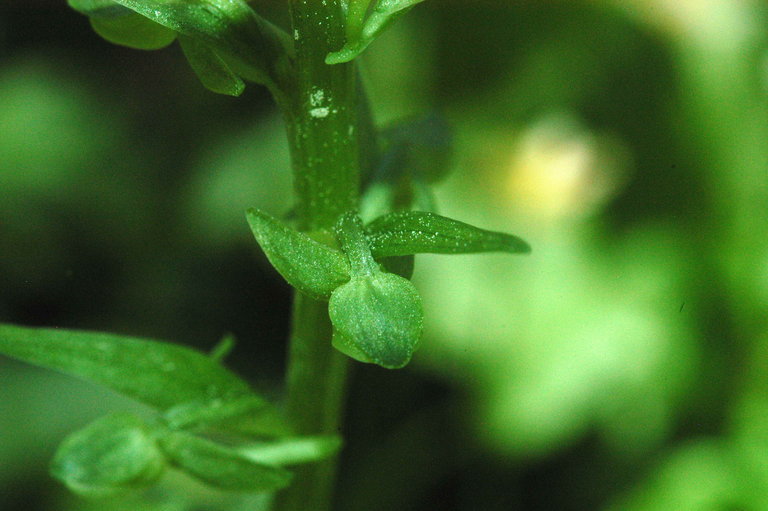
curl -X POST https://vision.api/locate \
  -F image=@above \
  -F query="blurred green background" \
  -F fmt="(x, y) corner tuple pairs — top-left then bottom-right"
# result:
(2, 1), (768, 509)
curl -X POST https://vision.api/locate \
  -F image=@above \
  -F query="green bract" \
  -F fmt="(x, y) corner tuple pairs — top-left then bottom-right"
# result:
(209, 332), (236, 362)
(246, 208), (352, 300)
(51, 413), (165, 497)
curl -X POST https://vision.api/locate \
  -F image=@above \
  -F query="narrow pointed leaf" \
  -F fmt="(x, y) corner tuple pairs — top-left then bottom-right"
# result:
(68, 0), (122, 11)
(163, 395), (290, 437)
(0, 323), (254, 411)
(238, 436), (342, 466)
(366, 211), (531, 257)
(325, 38), (372, 66)
(365, 0), (427, 32)
(69, 0), (177, 50)
(109, 0), (290, 88)
(158, 431), (292, 492)
(326, 0), (426, 64)
(90, 12), (177, 50)
(51, 413), (165, 497)
(179, 35), (244, 96)
(247, 208), (351, 299)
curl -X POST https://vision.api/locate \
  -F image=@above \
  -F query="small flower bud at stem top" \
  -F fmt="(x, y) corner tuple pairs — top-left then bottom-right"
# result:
(50, 413), (165, 497)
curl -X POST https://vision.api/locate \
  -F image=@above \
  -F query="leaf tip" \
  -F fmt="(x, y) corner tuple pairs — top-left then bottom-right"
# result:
(224, 83), (246, 97)
(324, 51), (351, 65)
(325, 40), (369, 65)
(512, 237), (532, 254)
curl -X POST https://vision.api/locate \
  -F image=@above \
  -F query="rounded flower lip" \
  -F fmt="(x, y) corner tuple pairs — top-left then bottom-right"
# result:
(329, 271), (423, 369)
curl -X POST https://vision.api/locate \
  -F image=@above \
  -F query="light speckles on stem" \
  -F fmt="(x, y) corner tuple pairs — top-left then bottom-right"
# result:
(310, 87), (326, 106)
(308, 87), (335, 118)
(310, 108), (330, 118)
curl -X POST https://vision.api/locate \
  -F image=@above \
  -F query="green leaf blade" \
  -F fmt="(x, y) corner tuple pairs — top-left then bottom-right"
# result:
(326, 0), (427, 64)
(69, 0), (177, 50)
(0, 324), (254, 411)
(68, 0), (128, 16)
(326, 39), (371, 65)
(163, 395), (290, 437)
(159, 432), (292, 492)
(110, 0), (290, 88)
(246, 208), (351, 300)
(179, 35), (245, 96)
(366, 211), (531, 258)
(69, 0), (291, 90)
(89, 12), (177, 50)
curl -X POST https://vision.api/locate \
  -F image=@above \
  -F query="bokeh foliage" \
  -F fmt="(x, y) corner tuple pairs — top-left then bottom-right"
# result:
(2, 0), (768, 510)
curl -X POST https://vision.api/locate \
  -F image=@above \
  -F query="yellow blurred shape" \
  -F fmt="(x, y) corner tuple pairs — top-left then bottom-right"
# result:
(505, 115), (625, 225)
(604, 0), (759, 49)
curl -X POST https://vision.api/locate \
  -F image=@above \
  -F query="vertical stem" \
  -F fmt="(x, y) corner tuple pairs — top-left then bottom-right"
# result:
(274, 1), (364, 510)
(285, 0), (360, 232)
(275, 295), (349, 511)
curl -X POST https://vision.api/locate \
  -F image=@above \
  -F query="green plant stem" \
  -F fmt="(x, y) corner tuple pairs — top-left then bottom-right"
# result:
(273, 1), (366, 510)
(284, 0), (360, 231)
(274, 295), (349, 511)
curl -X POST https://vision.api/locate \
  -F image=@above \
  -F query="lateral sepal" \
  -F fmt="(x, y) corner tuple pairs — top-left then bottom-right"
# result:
(366, 211), (531, 257)
(246, 208), (351, 300)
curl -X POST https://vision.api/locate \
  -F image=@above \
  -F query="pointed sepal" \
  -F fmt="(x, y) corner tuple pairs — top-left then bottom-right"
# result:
(246, 208), (351, 300)
(366, 211), (531, 257)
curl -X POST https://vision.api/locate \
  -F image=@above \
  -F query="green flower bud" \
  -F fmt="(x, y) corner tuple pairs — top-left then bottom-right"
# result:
(51, 413), (165, 497)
